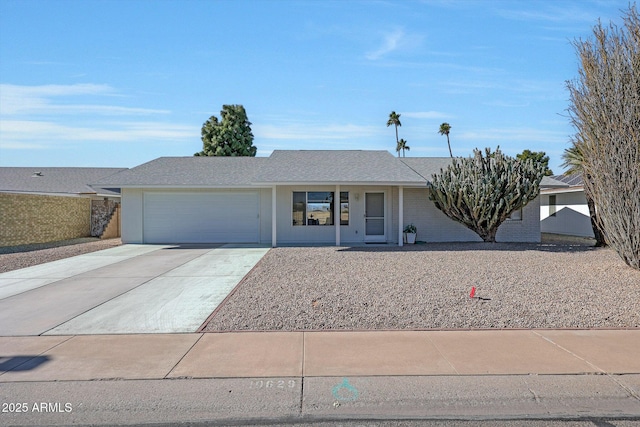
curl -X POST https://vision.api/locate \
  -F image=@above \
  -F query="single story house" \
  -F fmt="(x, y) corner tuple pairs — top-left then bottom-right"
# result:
(0, 167), (126, 247)
(94, 150), (541, 246)
(540, 174), (594, 238)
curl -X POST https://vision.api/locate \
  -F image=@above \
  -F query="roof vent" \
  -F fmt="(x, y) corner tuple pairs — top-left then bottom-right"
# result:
(32, 172), (43, 177)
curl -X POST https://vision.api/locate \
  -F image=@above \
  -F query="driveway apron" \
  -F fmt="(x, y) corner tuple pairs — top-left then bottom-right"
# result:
(0, 244), (269, 336)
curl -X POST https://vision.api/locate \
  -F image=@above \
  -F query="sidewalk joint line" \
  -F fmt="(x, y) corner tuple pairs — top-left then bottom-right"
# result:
(164, 333), (205, 379)
(426, 333), (460, 375)
(532, 331), (640, 401)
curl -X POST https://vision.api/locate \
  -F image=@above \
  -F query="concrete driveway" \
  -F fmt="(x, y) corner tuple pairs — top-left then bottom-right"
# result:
(0, 244), (269, 336)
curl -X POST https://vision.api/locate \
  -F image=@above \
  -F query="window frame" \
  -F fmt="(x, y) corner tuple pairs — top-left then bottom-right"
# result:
(291, 191), (349, 226)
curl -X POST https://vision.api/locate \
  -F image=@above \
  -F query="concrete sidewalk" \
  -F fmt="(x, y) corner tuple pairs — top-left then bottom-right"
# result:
(1, 329), (639, 425)
(2, 329), (640, 381)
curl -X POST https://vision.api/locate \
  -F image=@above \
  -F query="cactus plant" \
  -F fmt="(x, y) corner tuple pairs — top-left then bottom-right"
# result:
(429, 147), (545, 242)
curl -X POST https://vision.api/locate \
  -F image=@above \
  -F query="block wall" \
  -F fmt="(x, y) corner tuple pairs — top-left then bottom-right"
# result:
(402, 188), (541, 243)
(0, 193), (91, 247)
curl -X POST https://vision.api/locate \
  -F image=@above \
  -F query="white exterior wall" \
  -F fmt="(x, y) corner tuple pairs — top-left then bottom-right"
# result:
(120, 188), (272, 244)
(121, 186), (540, 245)
(402, 188), (540, 243)
(121, 188), (143, 243)
(540, 191), (594, 238)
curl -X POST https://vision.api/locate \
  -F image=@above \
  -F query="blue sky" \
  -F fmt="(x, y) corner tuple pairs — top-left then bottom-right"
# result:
(0, 0), (630, 172)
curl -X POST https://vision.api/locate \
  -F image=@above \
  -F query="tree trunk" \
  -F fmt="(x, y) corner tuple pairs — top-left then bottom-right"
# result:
(480, 227), (498, 242)
(446, 135), (453, 157)
(585, 187), (607, 247)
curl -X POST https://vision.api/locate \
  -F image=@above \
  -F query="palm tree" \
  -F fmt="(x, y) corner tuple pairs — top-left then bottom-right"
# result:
(561, 143), (607, 247)
(397, 139), (410, 157)
(387, 111), (402, 157)
(438, 122), (453, 157)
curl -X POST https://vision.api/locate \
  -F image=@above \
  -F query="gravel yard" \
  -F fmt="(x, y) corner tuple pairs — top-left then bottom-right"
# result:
(203, 235), (640, 331)
(0, 238), (122, 273)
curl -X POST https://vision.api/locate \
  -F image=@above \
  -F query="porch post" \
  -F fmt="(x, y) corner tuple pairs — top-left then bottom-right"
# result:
(398, 186), (404, 247)
(335, 185), (341, 246)
(271, 186), (277, 247)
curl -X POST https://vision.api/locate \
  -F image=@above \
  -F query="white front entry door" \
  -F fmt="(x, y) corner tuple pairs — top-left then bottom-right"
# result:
(364, 192), (385, 242)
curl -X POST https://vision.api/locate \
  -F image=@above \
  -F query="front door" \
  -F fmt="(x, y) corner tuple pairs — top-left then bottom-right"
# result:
(365, 192), (385, 242)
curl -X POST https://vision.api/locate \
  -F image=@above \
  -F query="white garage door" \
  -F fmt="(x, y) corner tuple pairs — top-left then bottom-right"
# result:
(143, 192), (259, 243)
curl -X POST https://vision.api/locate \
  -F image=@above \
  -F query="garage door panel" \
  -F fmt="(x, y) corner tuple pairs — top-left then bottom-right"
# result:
(143, 192), (259, 243)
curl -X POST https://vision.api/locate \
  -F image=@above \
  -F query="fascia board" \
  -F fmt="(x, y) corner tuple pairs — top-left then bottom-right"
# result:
(253, 181), (428, 186)
(540, 187), (585, 195)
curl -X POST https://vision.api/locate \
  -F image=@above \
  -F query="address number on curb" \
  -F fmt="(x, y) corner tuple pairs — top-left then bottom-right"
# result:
(249, 379), (296, 389)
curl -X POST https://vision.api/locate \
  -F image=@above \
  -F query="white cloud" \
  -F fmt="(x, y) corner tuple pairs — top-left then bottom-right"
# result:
(253, 122), (379, 140)
(365, 28), (424, 61)
(457, 127), (567, 144)
(0, 120), (196, 150)
(402, 111), (451, 119)
(366, 29), (405, 60)
(0, 83), (168, 116)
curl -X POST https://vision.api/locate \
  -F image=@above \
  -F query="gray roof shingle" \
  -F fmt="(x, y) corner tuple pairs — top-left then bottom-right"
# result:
(97, 151), (430, 187)
(255, 150), (426, 184)
(94, 157), (269, 187)
(400, 157), (454, 183)
(0, 167), (126, 196)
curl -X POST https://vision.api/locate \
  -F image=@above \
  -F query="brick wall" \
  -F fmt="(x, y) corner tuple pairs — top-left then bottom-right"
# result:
(0, 193), (91, 247)
(402, 188), (541, 243)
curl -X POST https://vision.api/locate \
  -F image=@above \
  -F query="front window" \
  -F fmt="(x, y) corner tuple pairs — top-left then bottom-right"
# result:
(292, 191), (349, 226)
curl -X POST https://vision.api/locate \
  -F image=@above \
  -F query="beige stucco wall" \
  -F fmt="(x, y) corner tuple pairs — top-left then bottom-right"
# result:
(0, 193), (91, 247)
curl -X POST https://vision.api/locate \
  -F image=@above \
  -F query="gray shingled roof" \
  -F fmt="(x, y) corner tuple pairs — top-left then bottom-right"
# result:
(400, 157), (454, 183)
(0, 167), (126, 196)
(255, 150), (426, 184)
(541, 175), (572, 188)
(94, 157), (269, 187)
(547, 174), (583, 187)
(97, 151), (430, 187)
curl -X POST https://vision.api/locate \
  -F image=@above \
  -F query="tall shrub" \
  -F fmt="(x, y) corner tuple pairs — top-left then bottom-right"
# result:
(566, 5), (640, 269)
(429, 147), (544, 242)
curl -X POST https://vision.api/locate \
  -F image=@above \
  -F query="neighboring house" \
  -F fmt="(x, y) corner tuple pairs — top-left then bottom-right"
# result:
(539, 174), (594, 238)
(0, 167), (126, 247)
(95, 150), (541, 246)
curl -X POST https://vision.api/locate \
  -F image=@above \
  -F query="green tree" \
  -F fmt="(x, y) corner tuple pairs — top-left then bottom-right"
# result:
(397, 138), (410, 157)
(516, 150), (553, 176)
(387, 111), (402, 157)
(438, 122), (453, 157)
(195, 104), (257, 157)
(566, 5), (640, 269)
(561, 144), (607, 247)
(429, 147), (545, 242)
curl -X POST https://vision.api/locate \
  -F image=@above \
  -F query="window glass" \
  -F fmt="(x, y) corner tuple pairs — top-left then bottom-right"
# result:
(292, 192), (306, 226)
(340, 192), (349, 225)
(293, 192), (335, 226)
(307, 192), (333, 225)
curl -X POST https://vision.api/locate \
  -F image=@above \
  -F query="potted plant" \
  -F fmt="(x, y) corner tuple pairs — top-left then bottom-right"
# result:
(403, 224), (417, 244)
